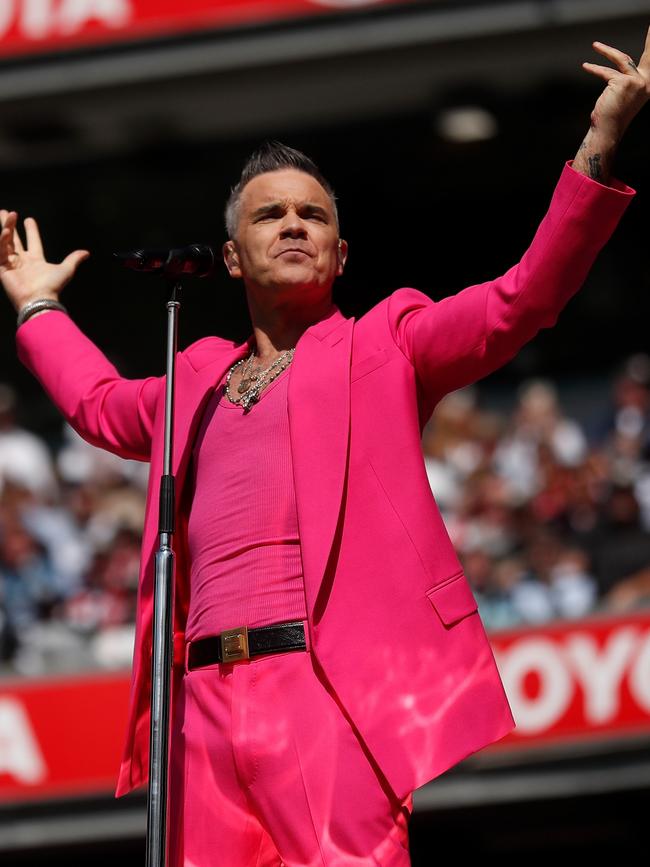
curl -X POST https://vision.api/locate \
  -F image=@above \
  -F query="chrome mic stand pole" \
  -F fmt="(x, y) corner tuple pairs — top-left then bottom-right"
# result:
(146, 281), (181, 867)
(112, 243), (214, 867)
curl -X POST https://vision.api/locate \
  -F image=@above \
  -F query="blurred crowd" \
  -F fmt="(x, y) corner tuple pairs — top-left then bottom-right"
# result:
(2, 353), (650, 676)
(0, 383), (147, 676)
(424, 354), (650, 631)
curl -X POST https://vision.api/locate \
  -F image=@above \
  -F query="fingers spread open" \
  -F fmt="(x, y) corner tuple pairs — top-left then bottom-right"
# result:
(0, 210), (17, 232)
(592, 41), (638, 74)
(24, 217), (44, 258)
(582, 62), (618, 83)
(11, 220), (25, 254)
(0, 212), (17, 265)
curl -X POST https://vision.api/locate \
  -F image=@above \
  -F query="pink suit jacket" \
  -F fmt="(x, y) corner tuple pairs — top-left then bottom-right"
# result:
(17, 161), (634, 802)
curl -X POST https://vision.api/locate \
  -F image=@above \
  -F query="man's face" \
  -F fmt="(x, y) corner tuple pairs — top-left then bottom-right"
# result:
(223, 169), (347, 306)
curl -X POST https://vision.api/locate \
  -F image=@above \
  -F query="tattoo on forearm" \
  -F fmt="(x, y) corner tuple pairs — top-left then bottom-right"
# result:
(588, 153), (603, 181)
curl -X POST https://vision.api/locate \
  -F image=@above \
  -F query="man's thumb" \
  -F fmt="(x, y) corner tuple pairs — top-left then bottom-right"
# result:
(62, 250), (91, 272)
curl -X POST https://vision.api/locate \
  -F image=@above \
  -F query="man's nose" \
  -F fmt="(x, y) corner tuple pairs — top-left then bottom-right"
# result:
(279, 214), (308, 238)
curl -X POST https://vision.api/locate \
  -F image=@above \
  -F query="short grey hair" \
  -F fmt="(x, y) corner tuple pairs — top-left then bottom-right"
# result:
(224, 140), (339, 239)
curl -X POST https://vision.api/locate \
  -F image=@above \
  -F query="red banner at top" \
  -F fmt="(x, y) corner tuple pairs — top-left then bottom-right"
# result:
(0, 0), (410, 59)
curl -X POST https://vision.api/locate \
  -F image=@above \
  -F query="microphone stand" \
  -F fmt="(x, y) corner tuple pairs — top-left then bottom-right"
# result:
(145, 280), (181, 867)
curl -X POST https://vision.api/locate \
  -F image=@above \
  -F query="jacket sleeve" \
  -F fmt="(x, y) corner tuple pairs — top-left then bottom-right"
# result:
(387, 160), (635, 400)
(16, 310), (161, 462)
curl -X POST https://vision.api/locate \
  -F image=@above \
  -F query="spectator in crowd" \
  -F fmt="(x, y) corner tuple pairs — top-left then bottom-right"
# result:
(0, 384), (57, 500)
(586, 483), (650, 607)
(493, 378), (588, 503)
(0, 411), (145, 674)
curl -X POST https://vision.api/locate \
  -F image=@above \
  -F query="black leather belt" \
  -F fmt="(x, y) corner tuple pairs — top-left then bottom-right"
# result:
(187, 620), (306, 669)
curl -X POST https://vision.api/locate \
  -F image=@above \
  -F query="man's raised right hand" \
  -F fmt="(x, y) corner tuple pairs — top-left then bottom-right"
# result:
(0, 209), (90, 314)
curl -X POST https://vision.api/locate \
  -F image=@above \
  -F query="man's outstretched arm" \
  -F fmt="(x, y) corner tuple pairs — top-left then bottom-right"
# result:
(1, 209), (160, 461)
(389, 28), (648, 402)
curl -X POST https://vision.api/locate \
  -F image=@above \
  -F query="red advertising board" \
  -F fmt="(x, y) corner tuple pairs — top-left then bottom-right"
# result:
(0, 0), (413, 59)
(491, 608), (650, 747)
(0, 670), (130, 802)
(1, 610), (649, 804)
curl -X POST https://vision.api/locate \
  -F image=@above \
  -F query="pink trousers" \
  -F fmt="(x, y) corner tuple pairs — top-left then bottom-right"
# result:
(168, 626), (413, 866)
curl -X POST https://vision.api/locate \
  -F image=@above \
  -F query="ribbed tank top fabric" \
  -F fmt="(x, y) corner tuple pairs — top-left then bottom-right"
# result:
(184, 363), (308, 641)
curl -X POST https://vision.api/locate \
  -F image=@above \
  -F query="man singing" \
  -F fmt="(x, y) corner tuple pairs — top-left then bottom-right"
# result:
(1, 28), (649, 867)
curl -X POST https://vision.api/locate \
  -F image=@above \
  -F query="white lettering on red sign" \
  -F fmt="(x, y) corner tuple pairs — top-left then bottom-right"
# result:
(0, 3), (14, 35)
(495, 626), (650, 734)
(20, 0), (55, 40)
(0, 698), (47, 784)
(59, 0), (131, 35)
(497, 637), (573, 732)
(564, 628), (639, 723)
(629, 629), (650, 712)
(0, 0), (132, 40)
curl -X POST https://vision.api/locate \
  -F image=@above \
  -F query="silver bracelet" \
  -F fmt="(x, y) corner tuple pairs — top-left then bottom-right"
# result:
(17, 298), (68, 328)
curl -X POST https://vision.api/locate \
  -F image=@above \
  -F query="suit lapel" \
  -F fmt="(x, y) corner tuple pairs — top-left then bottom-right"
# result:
(288, 307), (354, 622)
(171, 336), (254, 481)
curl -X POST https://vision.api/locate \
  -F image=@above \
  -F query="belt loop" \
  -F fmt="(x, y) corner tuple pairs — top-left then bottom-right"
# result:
(184, 638), (191, 675)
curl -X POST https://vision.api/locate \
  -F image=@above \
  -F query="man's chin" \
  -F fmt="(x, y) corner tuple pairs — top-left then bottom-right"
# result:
(270, 267), (320, 290)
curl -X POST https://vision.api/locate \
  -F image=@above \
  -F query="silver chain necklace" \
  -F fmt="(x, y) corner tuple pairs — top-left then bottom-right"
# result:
(224, 348), (295, 412)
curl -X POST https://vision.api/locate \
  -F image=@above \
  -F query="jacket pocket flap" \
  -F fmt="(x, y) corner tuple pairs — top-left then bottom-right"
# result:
(425, 572), (478, 626)
(350, 348), (388, 382)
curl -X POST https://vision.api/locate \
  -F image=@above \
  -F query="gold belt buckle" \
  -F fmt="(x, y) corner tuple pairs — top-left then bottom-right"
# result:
(220, 626), (250, 662)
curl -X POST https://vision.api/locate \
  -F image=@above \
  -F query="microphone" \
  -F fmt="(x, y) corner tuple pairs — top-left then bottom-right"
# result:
(113, 244), (217, 278)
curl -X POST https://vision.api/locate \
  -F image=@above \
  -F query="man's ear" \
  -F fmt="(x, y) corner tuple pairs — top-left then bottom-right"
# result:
(336, 238), (348, 276)
(222, 241), (242, 278)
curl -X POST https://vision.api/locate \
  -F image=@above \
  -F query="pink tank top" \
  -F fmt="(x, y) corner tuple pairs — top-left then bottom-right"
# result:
(185, 363), (308, 641)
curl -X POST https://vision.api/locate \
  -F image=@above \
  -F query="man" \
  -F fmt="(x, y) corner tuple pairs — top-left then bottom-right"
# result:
(2, 30), (649, 867)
